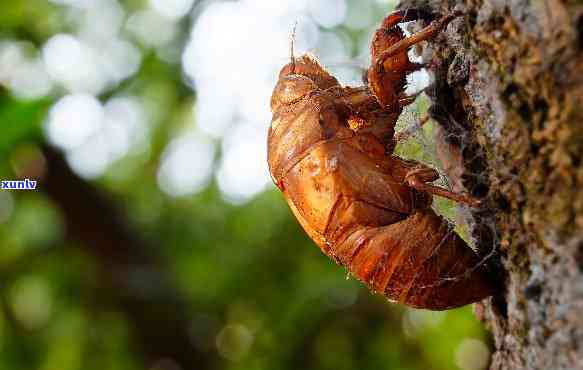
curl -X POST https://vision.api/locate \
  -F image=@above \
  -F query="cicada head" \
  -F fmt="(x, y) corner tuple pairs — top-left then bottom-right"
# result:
(270, 54), (339, 112)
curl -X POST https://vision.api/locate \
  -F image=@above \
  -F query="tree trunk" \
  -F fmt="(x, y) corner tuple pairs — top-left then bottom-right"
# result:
(397, 0), (583, 369)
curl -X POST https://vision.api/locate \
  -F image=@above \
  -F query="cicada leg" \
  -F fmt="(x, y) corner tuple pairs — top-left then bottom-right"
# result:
(367, 10), (461, 109)
(373, 11), (462, 72)
(404, 167), (481, 207)
(378, 8), (434, 29)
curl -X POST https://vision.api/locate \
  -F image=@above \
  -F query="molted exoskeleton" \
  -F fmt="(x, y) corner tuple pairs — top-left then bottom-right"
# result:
(267, 11), (495, 310)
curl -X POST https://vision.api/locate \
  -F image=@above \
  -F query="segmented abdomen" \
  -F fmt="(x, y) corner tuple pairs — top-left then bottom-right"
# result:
(333, 208), (495, 309)
(279, 136), (495, 310)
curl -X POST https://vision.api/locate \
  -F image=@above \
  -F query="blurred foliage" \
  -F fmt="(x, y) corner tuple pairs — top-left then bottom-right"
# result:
(0, 1), (489, 370)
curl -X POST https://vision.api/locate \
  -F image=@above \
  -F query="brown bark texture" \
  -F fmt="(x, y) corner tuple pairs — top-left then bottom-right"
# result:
(396, 0), (583, 369)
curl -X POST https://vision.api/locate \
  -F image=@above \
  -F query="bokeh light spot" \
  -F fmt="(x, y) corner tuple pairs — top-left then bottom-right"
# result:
(149, 0), (195, 19)
(157, 134), (215, 197)
(66, 131), (111, 179)
(345, 0), (375, 30)
(307, 0), (347, 28)
(9, 276), (53, 330)
(49, 0), (95, 8)
(45, 94), (104, 151)
(455, 338), (491, 370)
(215, 324), (253, 362)
(402, 308), (445, 337)
(103, 96), (148, 158)
(42, 34), (105, 94)
(127, 10), (178, 47)
(0, 41), (53, 100)
(216, 123), (271, 203)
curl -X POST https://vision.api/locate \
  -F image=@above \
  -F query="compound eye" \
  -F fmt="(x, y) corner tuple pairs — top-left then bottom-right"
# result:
(271, 75), (317, 109)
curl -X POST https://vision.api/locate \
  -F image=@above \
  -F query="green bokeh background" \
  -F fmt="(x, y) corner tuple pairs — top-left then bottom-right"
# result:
(0, 1), (489, 369)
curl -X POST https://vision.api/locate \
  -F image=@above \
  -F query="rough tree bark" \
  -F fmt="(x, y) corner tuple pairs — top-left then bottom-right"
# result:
(396, 0), (583, 369)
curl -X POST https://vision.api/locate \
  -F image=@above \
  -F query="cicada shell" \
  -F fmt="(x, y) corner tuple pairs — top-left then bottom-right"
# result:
(267, 10), (496, 310)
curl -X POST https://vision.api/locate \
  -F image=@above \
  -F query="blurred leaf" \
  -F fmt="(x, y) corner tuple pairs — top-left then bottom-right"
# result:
(0, 94), (50, 156)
